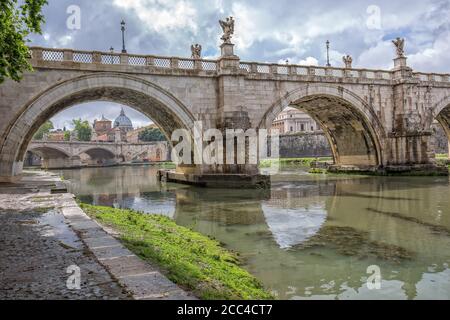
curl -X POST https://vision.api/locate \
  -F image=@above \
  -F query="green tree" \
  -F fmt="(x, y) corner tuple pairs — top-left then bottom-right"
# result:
(64, 130), (70, 141)
(0, 0), (48, 83)
(33, 120), (53, 140)
(72, 119), (92, 142)
(138, 127), (166, 142)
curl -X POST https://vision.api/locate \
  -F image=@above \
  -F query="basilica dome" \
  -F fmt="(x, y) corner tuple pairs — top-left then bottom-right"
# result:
(114, 108), (133, 130)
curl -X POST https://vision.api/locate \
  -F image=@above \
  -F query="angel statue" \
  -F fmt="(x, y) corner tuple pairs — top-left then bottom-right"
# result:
(219, 16), (235, 44)
(392, 37), (405, 57)
(343, 55), (353, 69)
(191, 44), (202, 59)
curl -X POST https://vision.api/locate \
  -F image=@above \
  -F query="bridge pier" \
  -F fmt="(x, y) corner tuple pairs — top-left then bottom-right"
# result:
(158, 164), (270, 189)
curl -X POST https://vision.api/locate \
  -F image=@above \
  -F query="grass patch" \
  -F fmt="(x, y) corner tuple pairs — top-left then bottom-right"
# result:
(79, 203), (274, 300)
(259, 157), (332, 168)
(309, 168), (328, 174)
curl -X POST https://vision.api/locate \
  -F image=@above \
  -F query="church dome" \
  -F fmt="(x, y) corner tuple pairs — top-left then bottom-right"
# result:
(114, 108), (133, 129)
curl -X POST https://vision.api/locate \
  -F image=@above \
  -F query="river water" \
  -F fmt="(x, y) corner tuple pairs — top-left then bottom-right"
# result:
(54, 165), (450, 300)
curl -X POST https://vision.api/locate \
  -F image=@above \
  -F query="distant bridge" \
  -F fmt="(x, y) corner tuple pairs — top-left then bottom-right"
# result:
(26, 140), (169, 169)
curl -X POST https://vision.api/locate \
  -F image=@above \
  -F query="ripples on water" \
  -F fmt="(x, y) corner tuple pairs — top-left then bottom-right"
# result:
(55, 165), (450, 300)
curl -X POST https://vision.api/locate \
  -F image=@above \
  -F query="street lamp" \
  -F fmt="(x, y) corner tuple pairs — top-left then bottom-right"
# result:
(121, 20), (127, 53)
(326, 40), (331, 67)
(109, 47), (114, 64)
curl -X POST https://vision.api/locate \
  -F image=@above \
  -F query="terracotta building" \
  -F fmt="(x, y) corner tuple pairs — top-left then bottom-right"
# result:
(91, 108), (134, 142)
(44, 129), (66, 141)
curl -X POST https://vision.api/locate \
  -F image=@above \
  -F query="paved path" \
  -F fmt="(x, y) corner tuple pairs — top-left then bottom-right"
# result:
(0, 171), (194, 300)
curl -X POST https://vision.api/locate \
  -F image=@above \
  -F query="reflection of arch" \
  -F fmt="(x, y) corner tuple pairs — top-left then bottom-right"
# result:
(1, 73), (196, 170)
(259, 84), (385, 167)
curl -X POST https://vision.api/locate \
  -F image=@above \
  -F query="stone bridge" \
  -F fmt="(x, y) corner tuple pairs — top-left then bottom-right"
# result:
(27, 140), (169, 169)
(1, 37), (450, 185)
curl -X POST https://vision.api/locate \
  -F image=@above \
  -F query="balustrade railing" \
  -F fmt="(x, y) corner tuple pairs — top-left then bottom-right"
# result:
(30, 47), (450, 82)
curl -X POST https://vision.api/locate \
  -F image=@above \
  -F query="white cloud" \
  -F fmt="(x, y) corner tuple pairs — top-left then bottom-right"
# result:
(357, 41), (394, 70)
(112, 0), (198, 33)
(57, 35), (73, 47)
(299, 57), (319, 66)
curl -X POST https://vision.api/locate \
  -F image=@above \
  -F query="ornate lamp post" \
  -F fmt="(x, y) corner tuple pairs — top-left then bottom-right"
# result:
(121, 20), (127, 53)
(326, 40), (331, 67)
(109, 47), (114, 64)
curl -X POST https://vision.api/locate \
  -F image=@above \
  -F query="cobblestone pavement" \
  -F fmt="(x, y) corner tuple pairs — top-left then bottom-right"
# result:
(0, 171), (130, 300)
(0, 205), (131, 300)
(0, 171), (194, 300)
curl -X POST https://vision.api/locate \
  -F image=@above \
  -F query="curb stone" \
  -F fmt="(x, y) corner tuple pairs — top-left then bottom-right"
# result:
(59, 194), (196, 300)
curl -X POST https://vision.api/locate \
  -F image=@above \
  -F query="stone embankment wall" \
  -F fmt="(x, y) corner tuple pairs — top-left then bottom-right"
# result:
(279, 132), (332, 158)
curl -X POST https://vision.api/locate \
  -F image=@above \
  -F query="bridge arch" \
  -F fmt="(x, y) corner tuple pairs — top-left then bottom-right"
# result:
(78, 147), (116, 159)
(259, 84), (385, 169)
(28, 146), (71, 159)
(0, 72), (196, 180)
(431, 96), (450, 156)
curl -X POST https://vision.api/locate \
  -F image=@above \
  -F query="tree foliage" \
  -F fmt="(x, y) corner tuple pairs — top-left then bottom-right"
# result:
(64, 130), (71, 141)
(0, 0), (48, 83)
(72, 119), (92, 142)
(33, 120), (53, 140)
(138, 127), (166, 142)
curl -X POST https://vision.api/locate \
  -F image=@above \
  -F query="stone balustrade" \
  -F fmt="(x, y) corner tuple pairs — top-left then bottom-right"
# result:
(29, 46), (450, 83)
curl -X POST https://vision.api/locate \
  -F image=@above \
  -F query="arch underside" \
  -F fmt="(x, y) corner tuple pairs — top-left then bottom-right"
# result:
(17, 87), (186, 162)
(29, 147), (69, 159)
(81, 148), (115, 160)
(436, 105), (450, 151)
(291, 95), (380, 167)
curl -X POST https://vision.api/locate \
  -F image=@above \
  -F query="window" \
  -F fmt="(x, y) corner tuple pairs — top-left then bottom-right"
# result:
(290, 126), (293, 132)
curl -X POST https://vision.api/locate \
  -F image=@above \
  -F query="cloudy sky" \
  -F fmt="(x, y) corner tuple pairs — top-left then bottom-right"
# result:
(29, 0), (450, 129)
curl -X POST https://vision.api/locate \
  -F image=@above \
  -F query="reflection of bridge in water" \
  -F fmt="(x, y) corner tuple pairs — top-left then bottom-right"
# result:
(65, 165), (450, 299)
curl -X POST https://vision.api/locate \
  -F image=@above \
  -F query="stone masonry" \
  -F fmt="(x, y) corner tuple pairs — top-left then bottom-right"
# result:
(27, 140), (170, 169)
(1, 37), (450, 183)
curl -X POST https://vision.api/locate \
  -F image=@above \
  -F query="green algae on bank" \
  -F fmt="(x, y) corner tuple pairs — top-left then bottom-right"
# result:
(79, 203), (274, 300)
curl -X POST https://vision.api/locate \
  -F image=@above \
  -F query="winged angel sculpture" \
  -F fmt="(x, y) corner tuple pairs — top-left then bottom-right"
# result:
(219, 17), (235, 44)
(191, 44), (202, 59)
(392, 37), (405, 58)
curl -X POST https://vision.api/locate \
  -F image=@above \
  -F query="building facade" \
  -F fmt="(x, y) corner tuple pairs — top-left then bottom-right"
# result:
(126, 124), (159, 143)
(91, 108), (134, 142)
(271, 107), (321, 134)
(44, 129), (66, 142)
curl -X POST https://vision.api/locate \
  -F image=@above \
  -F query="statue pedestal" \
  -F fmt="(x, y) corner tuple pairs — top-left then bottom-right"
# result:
(392, 56), (412, 80)
(220, 43), (237, 57)
(219, 43), (240, 72)
(394, 56), (408, 68)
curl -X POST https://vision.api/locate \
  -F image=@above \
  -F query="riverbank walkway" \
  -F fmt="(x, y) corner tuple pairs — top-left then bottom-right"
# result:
(0, 171), (194, 300)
